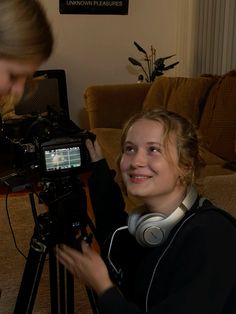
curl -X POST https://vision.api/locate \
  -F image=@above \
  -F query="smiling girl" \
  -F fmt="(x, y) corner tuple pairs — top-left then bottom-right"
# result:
(57, 109), (236, 314)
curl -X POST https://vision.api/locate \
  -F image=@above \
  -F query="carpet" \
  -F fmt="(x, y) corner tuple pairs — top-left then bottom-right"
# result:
(0, 191), (94, 313)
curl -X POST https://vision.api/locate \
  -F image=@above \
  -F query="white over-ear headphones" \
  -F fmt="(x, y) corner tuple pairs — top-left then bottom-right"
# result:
(128, 186), (198, 247)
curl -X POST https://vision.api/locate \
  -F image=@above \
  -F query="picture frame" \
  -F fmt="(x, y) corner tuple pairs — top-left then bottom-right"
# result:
(59, 0), (129, 15)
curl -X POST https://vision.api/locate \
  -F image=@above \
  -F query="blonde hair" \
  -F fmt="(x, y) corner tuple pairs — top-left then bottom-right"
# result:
(0, 0), (53, 62)
(119, 109), (205, 186)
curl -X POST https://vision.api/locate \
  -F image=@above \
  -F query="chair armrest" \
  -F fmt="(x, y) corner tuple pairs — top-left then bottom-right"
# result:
(84, 83), (151, 129)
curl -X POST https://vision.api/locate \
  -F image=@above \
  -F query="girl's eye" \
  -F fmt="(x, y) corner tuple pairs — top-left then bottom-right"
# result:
(9, 74), (18, 82)
(9, 73), (29, 83)
(123, 145), (135, 154)
(149, 146), (162, 153)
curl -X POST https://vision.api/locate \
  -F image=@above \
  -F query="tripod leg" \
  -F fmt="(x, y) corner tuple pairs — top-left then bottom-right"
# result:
(86, 288), (101, 314)
(48, 248), (59, 313)
(14, 237), (47, 314)
(65, 270), (74, 313)
(48, 247), (75, 313)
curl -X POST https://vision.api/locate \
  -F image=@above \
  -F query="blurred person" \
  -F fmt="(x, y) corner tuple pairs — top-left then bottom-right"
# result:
(0, 0), (53, 120)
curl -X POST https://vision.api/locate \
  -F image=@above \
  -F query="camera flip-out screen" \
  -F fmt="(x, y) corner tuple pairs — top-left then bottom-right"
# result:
(44, 145), (81, 172)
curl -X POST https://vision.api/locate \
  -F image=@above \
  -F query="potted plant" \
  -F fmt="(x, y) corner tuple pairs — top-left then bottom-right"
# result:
(128, 41), (179, 82)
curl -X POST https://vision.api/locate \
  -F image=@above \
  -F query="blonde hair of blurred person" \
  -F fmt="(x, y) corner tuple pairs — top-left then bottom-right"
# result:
(0, 0), (54, 120)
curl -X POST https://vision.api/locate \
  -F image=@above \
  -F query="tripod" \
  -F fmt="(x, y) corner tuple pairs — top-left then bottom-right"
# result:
(13, 176), (100, 314)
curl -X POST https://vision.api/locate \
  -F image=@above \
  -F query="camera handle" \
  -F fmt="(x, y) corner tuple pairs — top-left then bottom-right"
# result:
(14, 190), (100, 314)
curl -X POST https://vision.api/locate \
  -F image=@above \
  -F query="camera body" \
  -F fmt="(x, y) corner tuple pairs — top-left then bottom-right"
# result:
(1, 112), (95, 179)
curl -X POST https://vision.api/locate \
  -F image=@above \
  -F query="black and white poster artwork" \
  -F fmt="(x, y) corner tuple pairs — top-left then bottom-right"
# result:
(59, 0), (129, 15)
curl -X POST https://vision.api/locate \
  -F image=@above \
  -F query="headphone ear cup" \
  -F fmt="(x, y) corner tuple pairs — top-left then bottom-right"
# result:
(135, 213), (166, 246)
(128, 212), (167, 246)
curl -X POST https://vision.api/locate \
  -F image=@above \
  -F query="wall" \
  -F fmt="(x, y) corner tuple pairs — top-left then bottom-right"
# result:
(39, 0), (179, 128)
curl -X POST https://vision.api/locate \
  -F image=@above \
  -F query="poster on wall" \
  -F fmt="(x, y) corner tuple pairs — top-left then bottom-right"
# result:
(59, 0), (129, 15)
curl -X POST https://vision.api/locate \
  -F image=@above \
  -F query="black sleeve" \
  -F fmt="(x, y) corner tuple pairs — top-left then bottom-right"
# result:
(98, 287), (143, 314)
(88, 159), (127, 245)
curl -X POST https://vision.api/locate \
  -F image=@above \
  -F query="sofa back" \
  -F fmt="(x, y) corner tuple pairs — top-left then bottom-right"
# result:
(142, 76), (215, 126)
(141, 72), (236, 162)
(199, 72), (236, 161)
(84, 83), (150, 129)
(84, 71), (236, 163)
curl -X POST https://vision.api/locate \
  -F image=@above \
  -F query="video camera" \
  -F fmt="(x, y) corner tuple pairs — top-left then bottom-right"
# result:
(1, 109), (96, 245)
(1, 109), (95, 182)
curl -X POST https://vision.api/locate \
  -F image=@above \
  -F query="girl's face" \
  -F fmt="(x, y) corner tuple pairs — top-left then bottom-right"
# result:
(0, 58), (40, 98)
(120, 118), (187, 212)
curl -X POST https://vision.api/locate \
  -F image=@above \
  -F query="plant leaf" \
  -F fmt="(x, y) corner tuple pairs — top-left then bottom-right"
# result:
(161, 54), (176, 61)
(154, 58), (165, 70)
(128, 57), (142, 67)
(150, 70), (163, 81)
(163, 61), (179, 71)
(134, 41), (147, 54)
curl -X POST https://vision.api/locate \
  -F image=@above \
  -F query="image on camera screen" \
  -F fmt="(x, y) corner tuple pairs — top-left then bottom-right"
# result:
(44, 146), (81, 172)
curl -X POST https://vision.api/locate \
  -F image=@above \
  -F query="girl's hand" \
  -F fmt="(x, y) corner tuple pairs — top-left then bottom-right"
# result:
(86, 138), (104, 162)
(56, 241), (113, 295)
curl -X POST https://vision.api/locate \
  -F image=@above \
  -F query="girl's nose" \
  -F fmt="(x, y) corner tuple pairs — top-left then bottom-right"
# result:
(130, 150), (147, 168)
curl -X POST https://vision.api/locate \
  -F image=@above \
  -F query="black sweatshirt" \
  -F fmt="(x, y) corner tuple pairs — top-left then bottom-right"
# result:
(88, 159), (236, 314)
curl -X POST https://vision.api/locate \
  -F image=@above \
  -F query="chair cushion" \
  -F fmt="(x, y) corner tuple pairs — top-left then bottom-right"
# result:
(199, 73), (236, 161)
(91, 128), (122, 170)
(142, 76), (215, 126)
(200, 173), (236, 217)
